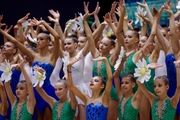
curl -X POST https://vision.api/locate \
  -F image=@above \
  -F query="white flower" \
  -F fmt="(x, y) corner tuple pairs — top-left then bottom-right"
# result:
(76, 12), (84, 32)
(65, 19), (78, 34)
(27, 34), (37, 43)
(62, 53), (69, 79)
(0, 59), (12, 82)
(114, 46), (125, 70)
(134, 58), (151, 83)
(135, 6), (147, 26)
(32, 71), (46, 87)
(176, 1), (180, 9)
(22, 21), (28, 32)
(102, 27), (113, 38)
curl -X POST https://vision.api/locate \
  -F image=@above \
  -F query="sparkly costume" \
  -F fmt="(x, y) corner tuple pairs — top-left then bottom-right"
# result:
(86, 102), (108, 120)
(93, 56), (118, 100)
(152, 98), (176, 120)
(11, 101), (32, 120)
(52, 101), (75, 120)
(118, 96), (139, 120)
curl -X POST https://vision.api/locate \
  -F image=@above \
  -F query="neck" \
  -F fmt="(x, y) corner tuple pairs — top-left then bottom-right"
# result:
(69, 50), (77, 58)
(4, 54), (14, 63)
(39, 47), (49, 56)
(124, 91), (133, 99)
(18, 98), (27, 104)
(101, 52), (110, 57)
(91, 91), (101, 99)
(126, 46), (136, 53)
(158, 94), (168, 101)
(59, 96), (68, 103)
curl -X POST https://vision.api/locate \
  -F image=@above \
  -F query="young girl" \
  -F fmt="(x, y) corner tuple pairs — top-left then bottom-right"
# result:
(67, 57), (113, 120)
(114, 56), (142, 120)
(4, 60), (36, 120)
(137, 59), (180, 120)
(36, 70), (77, 120)
(0, 80), (8, 120)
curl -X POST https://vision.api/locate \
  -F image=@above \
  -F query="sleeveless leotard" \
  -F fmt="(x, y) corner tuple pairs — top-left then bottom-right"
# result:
(145, 55), (155, 93)
(86, 102), (108, 120)
(52, 101), (75, 120)
(152, 98), (176, 120)
(32, 61), (59, 114)
(120, 52), (137, 92)
(118, 96), (139, 120)
(93, 56), (118, 100)
(11, 101), (32, 120)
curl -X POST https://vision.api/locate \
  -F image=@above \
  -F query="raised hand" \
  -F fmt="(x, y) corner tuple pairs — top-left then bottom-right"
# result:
(49, 9), (60, 20)
(34, 65), (46, 74)
(83, 2), (89, 13)
(4, 25), (13, 33)
(103, 12), (112, 23)
(136, 0), (148, 8)
(164, 3), (173, 15)
(0, 23), (6, 29)
(17, 13), (30, 25)
(68, 57), (81, 67)
(92, 57), (107, 62)
(138, 14), (150, 23)
(31, 17), (45, 26)
(147, 63), (163, 69)
(110, 1), (118, 14)
(48, 16), (58, 24)
(93, 2), (101, 15)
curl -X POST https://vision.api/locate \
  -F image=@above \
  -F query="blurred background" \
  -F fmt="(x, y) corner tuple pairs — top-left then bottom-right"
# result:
(0, 0), (178, 45)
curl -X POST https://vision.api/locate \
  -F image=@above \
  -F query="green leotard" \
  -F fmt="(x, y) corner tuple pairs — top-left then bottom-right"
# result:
(120, 52), (138, 92)
(93, 56), (119, 100)
(145, 55), (155, 93)
(11, 101), (32, 120)
(118, 96), (139, 120)
(152, 98), (176, 120)
(52, 101), (76, 120)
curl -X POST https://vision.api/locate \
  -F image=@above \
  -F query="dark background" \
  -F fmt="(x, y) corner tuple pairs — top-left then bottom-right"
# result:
(0, 0), (143, 45)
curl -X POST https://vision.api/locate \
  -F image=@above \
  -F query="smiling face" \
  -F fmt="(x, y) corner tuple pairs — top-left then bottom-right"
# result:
(121, 76), (135, 94)
(154, 78), (169, 96)
(54, 82), (68, 99)
(124, 30), (139, 49)
(77, 36), (87, 50)
(36, 33), (50, 49)
(64, 38), (77, 53)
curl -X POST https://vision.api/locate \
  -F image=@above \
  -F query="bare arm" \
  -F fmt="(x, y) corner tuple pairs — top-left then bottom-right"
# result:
(69, 90), (77, 110)
(0, 80), (8, 114)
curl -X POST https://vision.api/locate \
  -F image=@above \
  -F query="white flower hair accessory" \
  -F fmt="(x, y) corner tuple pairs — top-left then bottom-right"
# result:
(176, 1), (180, 9)
(135, 6), (147, 26)
(76, 12), (84, 32)
(134, 58), (151, 83)
(114, 46), (125, 70)
(32, 68), (46, 87)
(27, 34), (37, 43)
(0, 59), (12, 82)
(65, 19), (78, 35)
(102, 27), (114, 38)
(62, 53), (69, 79)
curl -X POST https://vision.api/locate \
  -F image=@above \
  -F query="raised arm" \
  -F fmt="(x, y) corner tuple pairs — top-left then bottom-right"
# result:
(0, 80), (8, 114)
(113, 58), (125, 98)
(171, 60), (180, 108)
(19, 60), (36, 108)
(66, 58), (89, 105)
(164, 4), (180, 59)
(69, 90), (78, 110)
(97, 57), (113, 106)
(4, 81), (17, 107)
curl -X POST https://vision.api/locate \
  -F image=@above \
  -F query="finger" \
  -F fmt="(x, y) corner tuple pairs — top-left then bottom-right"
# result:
(8, 25), (13, 31)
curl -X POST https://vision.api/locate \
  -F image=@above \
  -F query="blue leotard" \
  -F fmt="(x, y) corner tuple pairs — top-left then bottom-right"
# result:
(32, 61), (59, 114)
(0, 114), (6, 120)
(86, 102), (108, 120)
